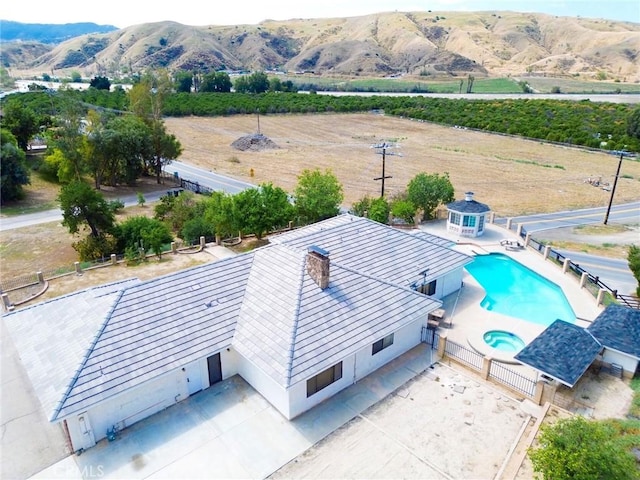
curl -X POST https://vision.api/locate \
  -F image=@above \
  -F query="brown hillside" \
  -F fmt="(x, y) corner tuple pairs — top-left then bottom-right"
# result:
(6, 11), (639, 82)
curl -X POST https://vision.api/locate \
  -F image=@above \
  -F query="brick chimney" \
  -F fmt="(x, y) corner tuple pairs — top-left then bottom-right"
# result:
(307, 245), (330, 290)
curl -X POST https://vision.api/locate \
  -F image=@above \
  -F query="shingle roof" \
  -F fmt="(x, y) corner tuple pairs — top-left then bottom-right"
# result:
(3, 279), (141, 418)
(271, 214), (472, 288)
(446, 199), (491, 214)
(515, 320), (602, 387)
(234, 244), (442, 387)
(588, 305), (640, 359)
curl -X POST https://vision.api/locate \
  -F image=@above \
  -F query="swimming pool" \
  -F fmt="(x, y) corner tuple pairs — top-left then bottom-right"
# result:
(465, 253), (575, 327)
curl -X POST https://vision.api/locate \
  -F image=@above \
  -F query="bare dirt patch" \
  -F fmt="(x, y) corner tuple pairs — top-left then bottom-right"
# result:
(165, 113), (640, 216)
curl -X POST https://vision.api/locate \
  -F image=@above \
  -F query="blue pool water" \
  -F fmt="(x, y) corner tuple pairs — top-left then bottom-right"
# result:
(483, 330), (525, 352)
(465, 253), (576, 327)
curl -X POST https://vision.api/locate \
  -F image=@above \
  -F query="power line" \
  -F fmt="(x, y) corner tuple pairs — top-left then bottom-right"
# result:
(371, 142), (402, 198)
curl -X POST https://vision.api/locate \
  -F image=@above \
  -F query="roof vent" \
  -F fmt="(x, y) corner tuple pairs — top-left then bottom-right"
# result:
(307, 245), (330, 290)
(464, 191), (474, 201)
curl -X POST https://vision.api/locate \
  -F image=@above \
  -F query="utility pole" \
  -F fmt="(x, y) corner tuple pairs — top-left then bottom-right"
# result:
(603, 149), (630, 225)
(372, 142), (400, 198)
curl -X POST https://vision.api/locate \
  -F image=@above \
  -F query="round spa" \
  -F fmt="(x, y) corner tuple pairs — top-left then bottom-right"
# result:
(483, 330), (525, 353)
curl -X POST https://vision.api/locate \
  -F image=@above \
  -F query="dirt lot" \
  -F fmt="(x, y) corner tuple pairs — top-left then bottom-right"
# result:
(272, 362), (533, 480)
(165, 113), (640, 215)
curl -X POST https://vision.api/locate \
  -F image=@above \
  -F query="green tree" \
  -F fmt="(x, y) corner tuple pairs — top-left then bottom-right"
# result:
(174, 71), (193, 93)
(1, 100), (39, 151)
(154, 190), (198, 232)
(58, 181), (116, 239)
(368, 197), (390, 224)
(628, 244), (640, 297)
(70, 71), (82, 82)
(147, 120), (182, 184)
(390, 198), (417, 224)
(351, 195), (373, 217)
(115, 215), (172, 258)
(0, 129), (30, 203)
(529, 416), (638, 480)
(199, 72), (232, 93)
(49, 90), (87, 182)
(233, 183), (294, 239)
(294, 169), (343, 224)
(204, 191), (236, 239)
(89, 76), (111, 90)
(406, 172), (454, 221)
(181, 216), (215, 244)
(627, 107), (640, 142)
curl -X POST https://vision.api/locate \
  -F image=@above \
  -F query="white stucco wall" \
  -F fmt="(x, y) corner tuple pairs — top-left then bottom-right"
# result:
(601, 349), (639, 376)
(353, 319), (423, 380)
(64, 348), (236, 452)
(288, 356), (356, 419)
(66, 367), (188, 451)
(235, 355), (290, 417)
(436, 268), (464, 299)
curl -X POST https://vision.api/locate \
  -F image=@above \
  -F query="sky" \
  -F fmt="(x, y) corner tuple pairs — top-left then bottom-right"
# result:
(2, 0), (639, 27)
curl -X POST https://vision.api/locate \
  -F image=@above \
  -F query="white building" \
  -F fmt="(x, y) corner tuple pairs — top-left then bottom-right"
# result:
(446, 192), (491, 238)
(4, 214), (472, 453)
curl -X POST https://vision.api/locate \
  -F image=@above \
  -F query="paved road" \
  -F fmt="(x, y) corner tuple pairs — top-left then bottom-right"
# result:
(167, 161), (255, 195)
(494, 202), (640, 232)
(555, 250), (637, 296)
(0, 165), (255, 232)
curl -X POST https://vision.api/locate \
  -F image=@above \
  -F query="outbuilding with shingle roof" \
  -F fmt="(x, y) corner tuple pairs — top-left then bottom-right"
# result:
(446, 192), (491, 237)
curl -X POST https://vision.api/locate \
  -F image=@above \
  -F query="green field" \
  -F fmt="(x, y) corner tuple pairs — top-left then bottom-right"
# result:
(280, 74), (640, 95)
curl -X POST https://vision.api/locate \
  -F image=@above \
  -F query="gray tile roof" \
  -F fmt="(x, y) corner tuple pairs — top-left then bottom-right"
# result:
(587, 305), (640, 359)
(8, 215), (468, 421)
(271, 214), (472, 288)
(51, 255), (253, 420)
(3, 279), (140, 419)
(515, 320), (602, 387)
(234, 244), (442, 387)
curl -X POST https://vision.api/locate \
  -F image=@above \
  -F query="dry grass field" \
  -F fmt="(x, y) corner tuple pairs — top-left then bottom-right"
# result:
(2, 113), (639, 287)
(164, 113), (640, 215)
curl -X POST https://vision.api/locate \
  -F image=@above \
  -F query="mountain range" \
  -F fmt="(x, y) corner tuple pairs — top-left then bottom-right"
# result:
(2, 12), (639, 82)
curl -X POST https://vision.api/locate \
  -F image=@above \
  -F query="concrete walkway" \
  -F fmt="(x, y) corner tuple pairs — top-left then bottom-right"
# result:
(32, 345), (433, 479)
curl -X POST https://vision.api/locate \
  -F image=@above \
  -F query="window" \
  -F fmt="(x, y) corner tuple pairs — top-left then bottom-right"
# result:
(418, 279), (437, 296)
(372, 333), (394, 355)
(478, 214), (485, 233)
(307, 362), (343, 397)
(449, 212), (460, 225)
(463, 215), (476, 227)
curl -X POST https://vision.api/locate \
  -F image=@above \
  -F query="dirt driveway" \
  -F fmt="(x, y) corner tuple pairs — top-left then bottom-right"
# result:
(272, 362), (535, 480)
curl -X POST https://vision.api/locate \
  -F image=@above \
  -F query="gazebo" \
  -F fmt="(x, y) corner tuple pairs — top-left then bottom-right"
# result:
(446, 192), (491, 237)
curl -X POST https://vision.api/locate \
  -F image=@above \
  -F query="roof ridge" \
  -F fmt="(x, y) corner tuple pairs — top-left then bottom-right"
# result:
(3, 278), (138, 316)
(50, 287), (127, 421)
(285, 253), (306, 388)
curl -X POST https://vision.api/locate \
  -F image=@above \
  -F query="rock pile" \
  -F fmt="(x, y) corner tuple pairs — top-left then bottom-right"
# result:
(231, 134), (279, 151)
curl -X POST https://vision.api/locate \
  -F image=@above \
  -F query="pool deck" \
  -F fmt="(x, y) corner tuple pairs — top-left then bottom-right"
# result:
(419, 220), (603, 366)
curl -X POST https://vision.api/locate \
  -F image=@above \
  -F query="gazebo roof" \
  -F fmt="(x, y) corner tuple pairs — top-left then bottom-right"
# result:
(447, 192), (490, 214)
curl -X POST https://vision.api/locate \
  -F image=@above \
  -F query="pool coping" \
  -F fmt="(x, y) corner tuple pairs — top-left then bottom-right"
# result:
(421, 220), (603, 370)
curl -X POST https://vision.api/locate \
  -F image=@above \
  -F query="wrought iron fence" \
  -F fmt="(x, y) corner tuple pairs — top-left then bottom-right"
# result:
(489, 361), (537, 397)
(444, 340), (484, 370)
(501, 221), (639, 310)
(1, 272), (39, 293)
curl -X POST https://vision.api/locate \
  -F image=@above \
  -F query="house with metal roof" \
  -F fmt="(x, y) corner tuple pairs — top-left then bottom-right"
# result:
(446, 192), (491, 238)
(4, 214), (472, 453)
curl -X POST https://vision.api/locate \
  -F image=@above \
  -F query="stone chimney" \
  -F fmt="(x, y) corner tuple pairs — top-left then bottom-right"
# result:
(464, 191), (474, 201)
(307, 245), (330, 290)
